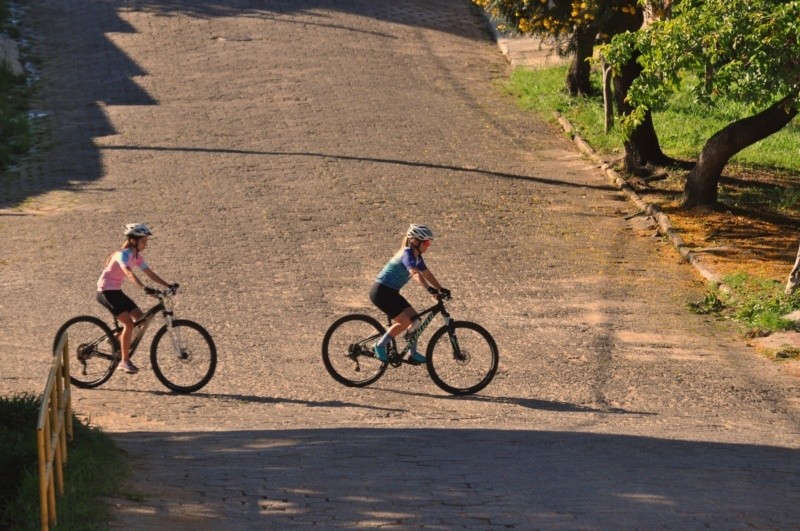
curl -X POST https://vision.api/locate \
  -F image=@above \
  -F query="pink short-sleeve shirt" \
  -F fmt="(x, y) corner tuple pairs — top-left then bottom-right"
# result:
(97, 248), (148, 291)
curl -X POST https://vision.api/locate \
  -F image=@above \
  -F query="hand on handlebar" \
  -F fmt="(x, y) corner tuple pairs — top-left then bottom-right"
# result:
(168, 283), (180, 295)
(144, 286), (159, 296)
(428, 286), (451, 301)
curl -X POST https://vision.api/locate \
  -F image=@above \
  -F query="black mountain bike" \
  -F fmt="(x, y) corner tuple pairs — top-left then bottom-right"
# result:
(322, 293), (498, 395)
(53, 287), (216, 394)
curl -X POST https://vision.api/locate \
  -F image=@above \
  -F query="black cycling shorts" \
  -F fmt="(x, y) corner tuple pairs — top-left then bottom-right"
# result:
(369, 282), (411, 319)
(97, 290), (138, 317)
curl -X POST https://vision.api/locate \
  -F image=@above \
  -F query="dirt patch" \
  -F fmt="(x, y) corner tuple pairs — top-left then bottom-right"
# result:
(625, 167), (800, 284)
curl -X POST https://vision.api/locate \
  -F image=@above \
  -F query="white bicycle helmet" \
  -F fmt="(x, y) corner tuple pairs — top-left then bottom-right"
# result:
(406, 224), (434, 241)
(124, 222), (153, 238)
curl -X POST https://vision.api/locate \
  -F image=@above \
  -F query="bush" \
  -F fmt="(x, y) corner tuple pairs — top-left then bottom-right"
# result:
(0, 394), (129, 529)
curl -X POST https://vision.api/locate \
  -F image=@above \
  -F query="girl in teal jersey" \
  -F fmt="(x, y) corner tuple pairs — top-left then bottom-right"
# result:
(369, 224), (450, 363)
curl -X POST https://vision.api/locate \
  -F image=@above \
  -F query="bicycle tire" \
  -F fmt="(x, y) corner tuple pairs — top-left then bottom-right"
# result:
(322, 314), (389, 387)
(53, 315), (119, 389)
(150, 319), (217, 394)
(426, 321), (498, 395)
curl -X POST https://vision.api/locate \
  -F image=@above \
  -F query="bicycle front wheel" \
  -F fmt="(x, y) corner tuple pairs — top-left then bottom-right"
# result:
(426, 321), (499, 395)
(322, 314), (388, 387)
(53, 316), (119, 389)
(150, 319), (216, 394)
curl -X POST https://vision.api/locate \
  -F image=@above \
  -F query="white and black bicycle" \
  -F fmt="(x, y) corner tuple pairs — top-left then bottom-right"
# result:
(53, 286), (216, 394)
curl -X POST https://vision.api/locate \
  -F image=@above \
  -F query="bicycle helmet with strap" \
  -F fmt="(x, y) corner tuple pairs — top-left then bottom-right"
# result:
(406, 224), (434, 241)
(124, 222), (153, 238)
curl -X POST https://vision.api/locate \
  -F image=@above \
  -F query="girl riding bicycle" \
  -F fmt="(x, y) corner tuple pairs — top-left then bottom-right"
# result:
(369, 224), (450, 363)
(96, 223), (175, 374)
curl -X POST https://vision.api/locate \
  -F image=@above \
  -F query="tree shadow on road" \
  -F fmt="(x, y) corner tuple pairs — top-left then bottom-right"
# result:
(1, 0), (154, 210)
(115, 0), (491, 42)
(453, 394), (655, 415)
(110, 427), (800, 528)
(370, 386), (653, 415)
(4, 0), (494, 210)
(99, 144), (618, 192)
(93, 387), (408, 414)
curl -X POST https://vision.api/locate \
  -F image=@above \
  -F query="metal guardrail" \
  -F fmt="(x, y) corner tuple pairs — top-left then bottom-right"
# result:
(37, 333), (74, 531)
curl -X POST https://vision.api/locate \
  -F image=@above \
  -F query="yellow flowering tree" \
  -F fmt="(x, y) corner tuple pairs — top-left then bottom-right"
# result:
(477, 0), (676, 173)
(475, 0), (643, 96)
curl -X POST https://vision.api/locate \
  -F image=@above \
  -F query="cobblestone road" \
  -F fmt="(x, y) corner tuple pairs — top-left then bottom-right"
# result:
(1, 0), (798, 528)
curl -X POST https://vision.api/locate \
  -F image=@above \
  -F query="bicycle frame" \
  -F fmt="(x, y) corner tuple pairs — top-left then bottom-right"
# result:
(111, 294), (177, 357)
(387, 297), (455, 360)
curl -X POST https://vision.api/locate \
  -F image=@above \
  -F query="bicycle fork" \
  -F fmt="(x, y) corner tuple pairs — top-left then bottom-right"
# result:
(443, 316), (466, 362)
(163, 313), (185, 358)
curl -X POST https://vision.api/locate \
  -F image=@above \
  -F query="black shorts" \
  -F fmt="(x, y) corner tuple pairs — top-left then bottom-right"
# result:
(97, 290), (138, 317)
(369, 282), (411, 319)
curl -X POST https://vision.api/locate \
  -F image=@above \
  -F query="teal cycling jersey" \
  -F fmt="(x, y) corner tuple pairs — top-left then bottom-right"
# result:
(375, 247), (427, 290)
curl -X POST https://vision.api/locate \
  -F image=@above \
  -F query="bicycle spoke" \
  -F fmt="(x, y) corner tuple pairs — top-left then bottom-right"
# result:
(151, 320), (216, 394)
(426, 322), (498, 395)
(54, 316), (118, 388)
(322, 315), (388, 387)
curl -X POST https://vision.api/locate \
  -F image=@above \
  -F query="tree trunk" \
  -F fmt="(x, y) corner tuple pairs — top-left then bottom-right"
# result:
(566, 24), (595, 96)
(683, 94), (798, 209)
(613, 53), (672, 172)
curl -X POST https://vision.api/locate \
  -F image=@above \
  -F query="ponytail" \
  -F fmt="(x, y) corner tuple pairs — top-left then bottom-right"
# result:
(105, 238), (138, 267)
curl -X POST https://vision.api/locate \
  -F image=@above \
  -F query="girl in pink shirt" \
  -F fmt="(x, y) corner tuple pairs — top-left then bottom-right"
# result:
(96, 223), (175, 373)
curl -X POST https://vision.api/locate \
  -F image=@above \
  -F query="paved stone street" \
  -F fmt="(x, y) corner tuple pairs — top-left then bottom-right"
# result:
(1, 0), (798, 528)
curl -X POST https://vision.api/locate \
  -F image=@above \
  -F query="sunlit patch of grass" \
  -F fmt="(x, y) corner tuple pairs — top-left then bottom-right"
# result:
(506, 65), (800, 176)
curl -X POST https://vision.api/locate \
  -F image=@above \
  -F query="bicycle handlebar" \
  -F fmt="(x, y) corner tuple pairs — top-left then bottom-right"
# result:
(146, 285), (180, 298)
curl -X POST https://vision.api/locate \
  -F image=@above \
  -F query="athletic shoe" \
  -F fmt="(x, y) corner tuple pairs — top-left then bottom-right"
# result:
(119, 361), (139, 374)
(373, 344), (388, 362)
(408, 352), (426, 364)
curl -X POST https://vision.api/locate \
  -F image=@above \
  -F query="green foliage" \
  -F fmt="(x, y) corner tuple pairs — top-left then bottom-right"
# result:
(603, 0), (800, 134)
(0, 0), (33, 172)
(0, 0), (9, 27)
(0, 393), (39, 518)
(687, 291), (724, 315)
(506, 63), (800, 173)
(475, 0), (641, 50)
(0, 395), (129, 530)
(688, 273), (800, 335)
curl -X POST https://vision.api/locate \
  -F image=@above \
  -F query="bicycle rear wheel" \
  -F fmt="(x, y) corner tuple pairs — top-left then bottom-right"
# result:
(53, 316), (119, 389)
(322, 314), (388, 387)
(150, 319), (217, 394)
(426, 321), (498, 395)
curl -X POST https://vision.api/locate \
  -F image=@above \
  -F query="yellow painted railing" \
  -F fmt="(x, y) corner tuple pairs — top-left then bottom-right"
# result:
(37, 333), (73, 531)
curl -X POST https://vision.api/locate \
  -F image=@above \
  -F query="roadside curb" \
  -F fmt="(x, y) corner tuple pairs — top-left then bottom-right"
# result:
(555, 110), (800, 360)
(481, 20), (800, 366)
(479, 13), (724, 289)
(552, 113), (725, 290)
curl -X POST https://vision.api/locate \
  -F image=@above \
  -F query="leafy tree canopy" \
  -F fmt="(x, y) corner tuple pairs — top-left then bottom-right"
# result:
(603, 0), (800, 134)
(476, 0), (641, 51)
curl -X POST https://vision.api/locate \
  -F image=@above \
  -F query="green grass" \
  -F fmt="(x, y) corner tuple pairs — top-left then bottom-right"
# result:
(505, 65), (800, 173)
(0, 394), (131, 530)
(686, 273), (800, 335)
(722, 272), (800, 333)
